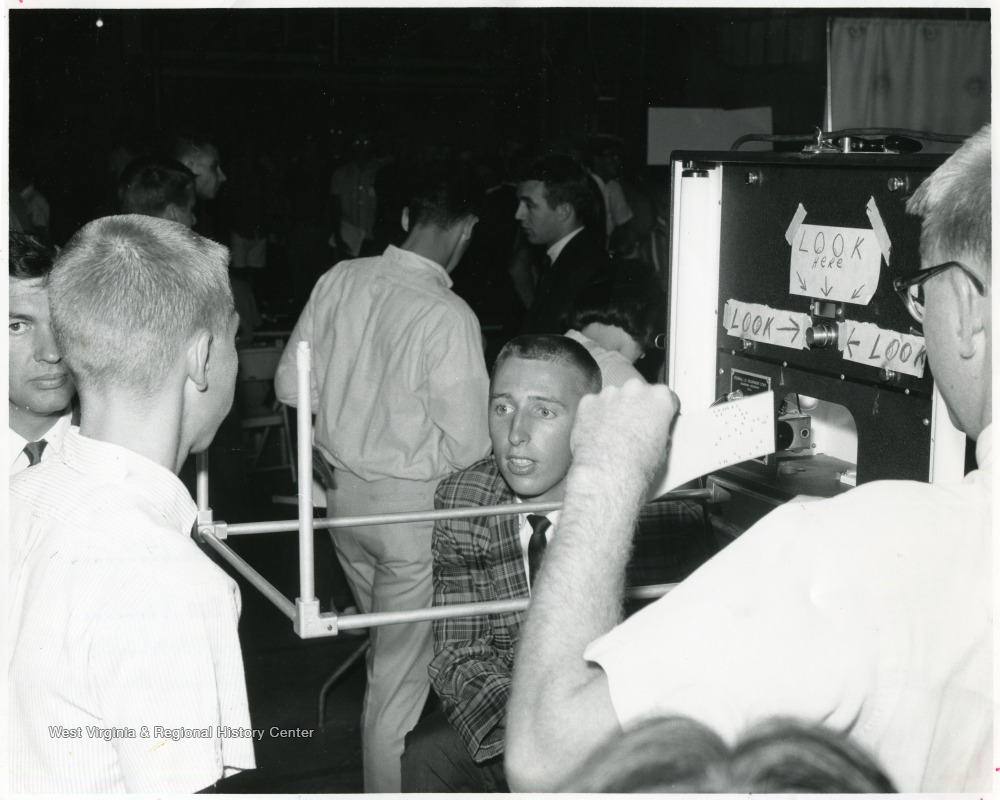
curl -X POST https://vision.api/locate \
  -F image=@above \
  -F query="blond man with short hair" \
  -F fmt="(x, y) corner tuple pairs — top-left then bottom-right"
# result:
(9, 215), (255, 793)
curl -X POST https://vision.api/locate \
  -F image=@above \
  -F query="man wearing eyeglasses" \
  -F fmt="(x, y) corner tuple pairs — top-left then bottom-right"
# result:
(505, 124), (991, 793)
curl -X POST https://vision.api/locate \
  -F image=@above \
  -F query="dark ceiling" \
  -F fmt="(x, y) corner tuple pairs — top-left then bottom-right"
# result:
(8, 6), (988, 242)
(11, 6), (986, 152)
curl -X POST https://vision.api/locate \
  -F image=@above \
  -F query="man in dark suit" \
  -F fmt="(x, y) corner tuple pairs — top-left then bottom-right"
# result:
(516, 156), (611, 334)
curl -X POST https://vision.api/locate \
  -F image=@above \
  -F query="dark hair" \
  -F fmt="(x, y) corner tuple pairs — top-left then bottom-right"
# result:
(586, 134), (624, 164)
(523, 154), (599, 226)
(119, 156), (196, 217)
(562, 715), (897, 793)
(493, 334), (602, 394)
(567, 278), (657, 352)
(9, 231), (57, 280)
(407, 162), (485, 229)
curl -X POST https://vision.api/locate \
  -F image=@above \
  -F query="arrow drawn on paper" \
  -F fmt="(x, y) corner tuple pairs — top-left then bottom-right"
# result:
(797, 272), (807, 292)
(777, 318), (801, 344)
(845, 328), (860, 358)
(851, 284), (865, 300)
(821, 276), (833, 297)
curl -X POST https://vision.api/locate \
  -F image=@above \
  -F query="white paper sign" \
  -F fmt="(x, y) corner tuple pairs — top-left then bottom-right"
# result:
(788, 223), (882, 305)
(723, 300), (810, 351)
(649, 391), (775, 500)
(838, 322), (927, 378)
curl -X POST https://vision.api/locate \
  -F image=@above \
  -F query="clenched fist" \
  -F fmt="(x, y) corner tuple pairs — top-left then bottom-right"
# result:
(570, 379), (680, 492)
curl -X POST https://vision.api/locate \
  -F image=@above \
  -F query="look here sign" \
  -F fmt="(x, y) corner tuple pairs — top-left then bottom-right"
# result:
(784, 199), (891, 306)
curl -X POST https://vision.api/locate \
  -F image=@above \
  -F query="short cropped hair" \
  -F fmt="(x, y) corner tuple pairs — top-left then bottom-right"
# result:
(562, 715), (896, 793)
(407, 163), (485, 229)
(907, 124), (991, 278)
(493, 334), (602, 394)
(567, 278), (657, 352)
(163, 131), (217, 163)
(119, 156), (196, 217)
(48, 215), (234, 393)
(523, 154), (599, 225)
(9, 231), (57, 280)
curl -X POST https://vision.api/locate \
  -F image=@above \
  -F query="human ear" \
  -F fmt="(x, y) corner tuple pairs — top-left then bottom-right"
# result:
(401, 207), (410, 233)
(186, 330), (213, 392)
(461, 215), (478, 241)
(954, 270), (988, 360)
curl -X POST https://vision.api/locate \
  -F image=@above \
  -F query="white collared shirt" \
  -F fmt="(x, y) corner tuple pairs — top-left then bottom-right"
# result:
(274, 245), (491, 482)
(9, 429), (256, 793)
(516, 503), (561, 593)
(8, 411), (73, 475)
(546, 227), (584, 266)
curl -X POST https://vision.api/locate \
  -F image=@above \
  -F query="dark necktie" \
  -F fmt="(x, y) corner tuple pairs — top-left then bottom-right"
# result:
(534, 256), (555, 302)
(526, 514), (551, 588)
(23, 439), (48, 467)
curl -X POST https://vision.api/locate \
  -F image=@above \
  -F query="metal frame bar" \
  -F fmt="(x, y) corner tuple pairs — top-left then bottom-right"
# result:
(195, 340), (710, 640)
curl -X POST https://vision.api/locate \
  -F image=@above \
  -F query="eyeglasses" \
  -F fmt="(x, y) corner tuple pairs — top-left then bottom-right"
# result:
(892, 261), (987, 324)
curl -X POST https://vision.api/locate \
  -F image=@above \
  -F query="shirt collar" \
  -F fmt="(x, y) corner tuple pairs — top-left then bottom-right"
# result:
(8, 411), (73, 470)
(384, 244), (453, 290)
(975, 423), (992, 469)
(60, 428), (197, 536)
(546, 227), (584, 264)
(514, 494), (562, 528)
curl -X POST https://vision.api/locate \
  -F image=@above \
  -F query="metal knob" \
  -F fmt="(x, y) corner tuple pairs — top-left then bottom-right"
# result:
(805, 323), (838, 349)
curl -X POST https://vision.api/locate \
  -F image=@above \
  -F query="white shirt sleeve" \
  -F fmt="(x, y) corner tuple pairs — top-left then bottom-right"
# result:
(604, 180), (634, 228)
(275, 290), (320, 409)
(585, 500), (869, 742)
(425, 309), (492, 472)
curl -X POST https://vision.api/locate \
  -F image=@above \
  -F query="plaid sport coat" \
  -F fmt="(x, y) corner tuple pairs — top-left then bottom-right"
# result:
(427, 456), (522, 764)
(427, 455), (705, 764)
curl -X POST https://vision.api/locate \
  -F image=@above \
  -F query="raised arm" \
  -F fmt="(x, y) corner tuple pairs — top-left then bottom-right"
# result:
(505, 380), (678, 791)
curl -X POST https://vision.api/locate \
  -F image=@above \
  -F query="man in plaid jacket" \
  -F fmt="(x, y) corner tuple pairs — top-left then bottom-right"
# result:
(401, 335), (701, 791)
